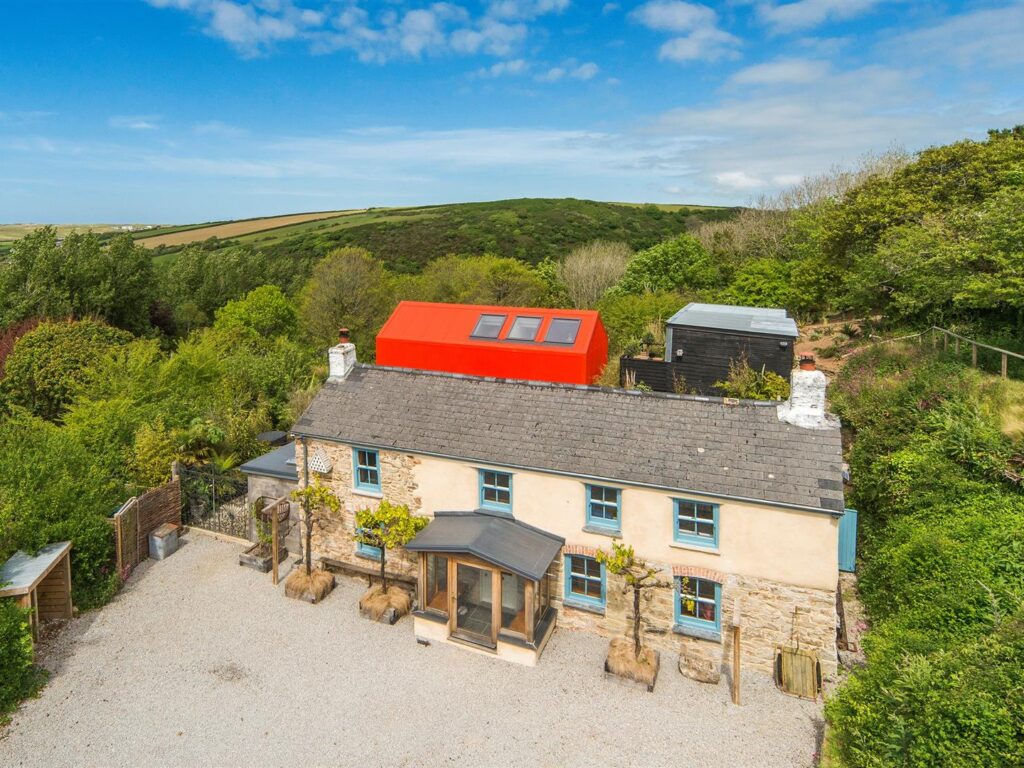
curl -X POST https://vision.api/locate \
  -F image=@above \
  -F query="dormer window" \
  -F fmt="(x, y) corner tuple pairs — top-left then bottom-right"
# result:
(471, 314), (506, 339)
(506, 316), (542, 342)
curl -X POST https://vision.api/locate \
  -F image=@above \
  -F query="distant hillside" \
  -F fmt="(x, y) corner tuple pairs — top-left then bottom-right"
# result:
(146, 198), (737, 273)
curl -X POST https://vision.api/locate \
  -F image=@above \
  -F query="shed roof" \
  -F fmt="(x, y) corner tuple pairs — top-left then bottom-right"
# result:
(405, 510), (564, 581)
(0, 542), (72, 597)
(667, 302), (799, 338)
(239, 442), (298, 481)
(293, 365), (845, 514)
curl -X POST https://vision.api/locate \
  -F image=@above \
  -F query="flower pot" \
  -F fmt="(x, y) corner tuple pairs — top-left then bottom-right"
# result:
(238, 543), (288, 573)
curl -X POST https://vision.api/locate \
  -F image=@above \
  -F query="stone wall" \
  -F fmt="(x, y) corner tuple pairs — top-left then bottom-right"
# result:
(551, 546), (837, 677)
(296, 440), (425, 580)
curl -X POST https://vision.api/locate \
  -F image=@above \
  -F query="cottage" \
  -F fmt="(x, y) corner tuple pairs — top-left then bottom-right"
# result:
(291, 335), (844, 675)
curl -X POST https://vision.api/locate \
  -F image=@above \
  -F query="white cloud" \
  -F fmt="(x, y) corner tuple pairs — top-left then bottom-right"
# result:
(193, 120), (248, 137)
(631, 1), (741, 62)
(755, 0), (888, 33)
(474, 58), (529, 77)
(602, 3), (620, 14)
(486, 0), (569, 21)
(895, 4), (1024, 69)
(728, 58), (828, 85)
(534, 60), (599, 82)
(631, 0), (716, 32)
(714, 170), (765, 190)
(109, 115), (160, 130)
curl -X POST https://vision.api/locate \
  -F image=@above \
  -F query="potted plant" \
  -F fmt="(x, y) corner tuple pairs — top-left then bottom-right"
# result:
(285, 481), (340, 603)
(354, 500), (429, 624)
(239, 498), (290, 572)
(642, 331), (656, 358)
(596, 542), (669, 692)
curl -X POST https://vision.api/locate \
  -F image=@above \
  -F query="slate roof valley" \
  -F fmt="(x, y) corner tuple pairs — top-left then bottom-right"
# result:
(293, 365), (845, 514)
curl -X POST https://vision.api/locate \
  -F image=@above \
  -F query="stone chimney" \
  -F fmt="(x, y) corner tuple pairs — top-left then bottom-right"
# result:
(328, 327), (357, 380)
(777, 356), (836, 429)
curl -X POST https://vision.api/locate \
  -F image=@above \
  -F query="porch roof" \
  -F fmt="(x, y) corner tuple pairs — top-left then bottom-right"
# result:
(405, 510), (564, 582)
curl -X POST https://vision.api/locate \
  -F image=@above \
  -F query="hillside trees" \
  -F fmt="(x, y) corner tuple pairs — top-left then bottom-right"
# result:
(408, 253), (548, 307)
(616, 233), (720, 295)
(1, 319), (133, 420)
(556, 241), (631, 308)
(298, 246), (396, 351)
(0, 229), (155, 334)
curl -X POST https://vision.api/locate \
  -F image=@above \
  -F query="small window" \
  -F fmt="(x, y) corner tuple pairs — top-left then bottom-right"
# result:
(506, 316), (542, 342)
(585, 485), (620, 532)
(471, 313), (506, 339)
(425, 554), (448, 615)
(353, 448), (381, 492)
(355, 528), (382, 560)
(544, 317), (581, 345)
(674, 499), (718, 548)
(479, 469), (512, 511)
(675, 576), (720, 633)
(564, 554), (605, 609)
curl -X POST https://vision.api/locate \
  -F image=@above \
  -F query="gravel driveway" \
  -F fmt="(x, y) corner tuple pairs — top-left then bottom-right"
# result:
(0, 534), (823, 768)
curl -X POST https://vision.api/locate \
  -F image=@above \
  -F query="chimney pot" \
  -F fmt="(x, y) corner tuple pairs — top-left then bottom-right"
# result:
(338, 327), (350, 344)
(799, 355), (816, 371)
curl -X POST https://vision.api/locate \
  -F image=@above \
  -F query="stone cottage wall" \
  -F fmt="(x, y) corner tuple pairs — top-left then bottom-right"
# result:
(551, 546), (837, 676)
(296, 440), (425, 581)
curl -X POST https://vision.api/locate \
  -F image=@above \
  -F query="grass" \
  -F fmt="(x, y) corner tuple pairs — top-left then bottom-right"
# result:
(284, 568), (335, 603)
(135, 209), (357, 248)
(605, 637), (658, 686)
(358, 584), (413, 621)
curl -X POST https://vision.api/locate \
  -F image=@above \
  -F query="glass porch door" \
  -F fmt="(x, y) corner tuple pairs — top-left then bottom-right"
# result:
(454, 562), (494, 647)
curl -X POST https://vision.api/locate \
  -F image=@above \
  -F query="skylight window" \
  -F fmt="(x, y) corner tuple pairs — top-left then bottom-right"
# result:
(506, 316), (542, 342)
(543, 317), (581, 345)
(471, 313), (506, 339)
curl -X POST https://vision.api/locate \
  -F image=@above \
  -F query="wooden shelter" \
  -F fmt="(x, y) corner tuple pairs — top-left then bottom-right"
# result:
(0, 541), (73, 644)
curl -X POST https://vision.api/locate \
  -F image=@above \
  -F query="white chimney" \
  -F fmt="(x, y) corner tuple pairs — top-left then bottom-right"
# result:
(777, 356), (836, 430)
(328, 327), (357, 380)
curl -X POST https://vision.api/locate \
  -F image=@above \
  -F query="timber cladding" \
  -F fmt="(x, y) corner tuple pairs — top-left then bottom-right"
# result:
(110, 479), (182, 577)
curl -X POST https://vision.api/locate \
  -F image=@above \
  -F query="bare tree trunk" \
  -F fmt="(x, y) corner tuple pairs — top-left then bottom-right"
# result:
(633, 585), (642, 658)
(380, 547), (387, 592)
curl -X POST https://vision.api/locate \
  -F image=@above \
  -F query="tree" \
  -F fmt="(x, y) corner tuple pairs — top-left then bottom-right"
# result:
(354, 500), (428, 592)
(616, 234), (720, 295)
(290, 481), (342, 577)
(298, 247), (395, 352)
(595, 542), (670, 659)
(410, 254), (548, 307)
(213, 285), (298, 339)
(1, 319), (133, 421)
(557, 241), (631, 308)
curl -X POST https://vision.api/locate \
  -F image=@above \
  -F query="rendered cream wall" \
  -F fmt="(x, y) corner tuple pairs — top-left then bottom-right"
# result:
(412, 453), (838, 592)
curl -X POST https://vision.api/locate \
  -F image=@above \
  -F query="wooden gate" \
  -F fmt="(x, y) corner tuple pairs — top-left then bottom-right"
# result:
(109, 479), (182, 579)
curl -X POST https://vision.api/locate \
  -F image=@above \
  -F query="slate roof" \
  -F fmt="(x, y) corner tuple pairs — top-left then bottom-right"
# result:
(239, 442), (298, 481)
(667, 302), (799, 338)
(293, 365), (845, 514)
(405, 509), (564, 581)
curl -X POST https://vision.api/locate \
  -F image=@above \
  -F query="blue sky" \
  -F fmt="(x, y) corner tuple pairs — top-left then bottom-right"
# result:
(1, 0), (1022, 222)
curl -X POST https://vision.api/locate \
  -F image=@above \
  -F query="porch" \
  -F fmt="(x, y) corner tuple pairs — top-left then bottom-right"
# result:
(406, 509), (563, 666)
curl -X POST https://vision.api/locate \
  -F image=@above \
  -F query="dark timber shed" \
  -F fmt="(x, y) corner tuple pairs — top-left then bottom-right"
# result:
(623, 303), (799, 395)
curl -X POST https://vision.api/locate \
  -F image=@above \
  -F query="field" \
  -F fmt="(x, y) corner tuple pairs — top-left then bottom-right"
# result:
(0, 223), (152, 252)
(135, 209), (361, 248)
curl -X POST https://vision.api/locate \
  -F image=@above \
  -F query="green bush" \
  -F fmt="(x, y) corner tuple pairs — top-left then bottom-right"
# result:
(0, 598), (45, 721)
(826, 344), (1024, 767)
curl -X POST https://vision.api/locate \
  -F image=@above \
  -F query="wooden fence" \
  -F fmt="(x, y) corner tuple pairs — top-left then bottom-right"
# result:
(109, 478), (182, 579)
(870, 326), (1024, 380)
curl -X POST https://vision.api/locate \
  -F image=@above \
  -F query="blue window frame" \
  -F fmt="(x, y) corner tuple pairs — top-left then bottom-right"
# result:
(674, 499), (718, 548)
(674, 576), (721, 637)
(563, 554), (605, 610)
(355, 527), (382, 560)
(353, 448), (381, 493)
(479, 469), (512, 512)
(585, 485), (621, 532)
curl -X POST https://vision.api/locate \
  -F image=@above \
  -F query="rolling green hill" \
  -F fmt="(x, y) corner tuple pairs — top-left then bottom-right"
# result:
(149, 198), (736, 273)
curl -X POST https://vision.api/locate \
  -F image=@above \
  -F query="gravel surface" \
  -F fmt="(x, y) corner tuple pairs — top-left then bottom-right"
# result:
(0, 534), (823, 768)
